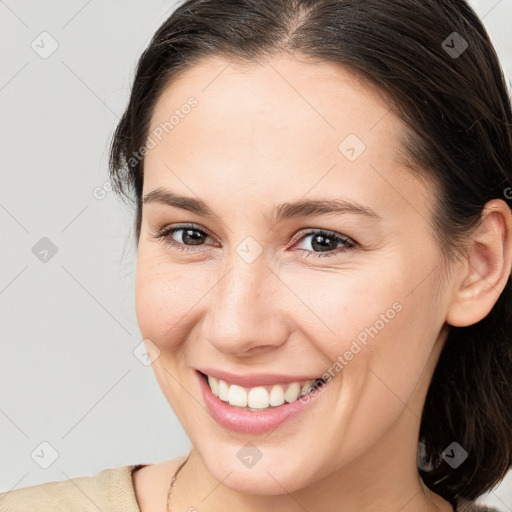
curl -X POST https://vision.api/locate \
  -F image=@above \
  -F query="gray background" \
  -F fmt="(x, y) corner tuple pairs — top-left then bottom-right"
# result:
(0, 0), (511, 508)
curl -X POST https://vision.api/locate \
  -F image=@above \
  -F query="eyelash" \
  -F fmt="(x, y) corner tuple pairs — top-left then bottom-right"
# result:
(152, 223), (357, 259)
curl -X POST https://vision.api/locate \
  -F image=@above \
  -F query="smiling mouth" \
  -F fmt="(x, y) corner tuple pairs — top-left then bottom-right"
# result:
(198, 370), (327, 411)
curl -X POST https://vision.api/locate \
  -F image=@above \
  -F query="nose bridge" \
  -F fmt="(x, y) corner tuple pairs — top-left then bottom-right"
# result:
(204, 249), (287, 355)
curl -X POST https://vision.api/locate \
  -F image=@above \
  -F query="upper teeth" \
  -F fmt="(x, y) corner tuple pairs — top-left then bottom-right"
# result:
(206, 375), (321, 410)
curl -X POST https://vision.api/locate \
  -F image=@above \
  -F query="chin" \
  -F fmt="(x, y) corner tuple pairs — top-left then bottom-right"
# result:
(199, 445), (314, 496)
(214, 466), (306, 496)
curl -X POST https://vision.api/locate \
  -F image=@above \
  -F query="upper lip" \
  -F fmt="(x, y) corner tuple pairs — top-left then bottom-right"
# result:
(197, 368), (324, 388)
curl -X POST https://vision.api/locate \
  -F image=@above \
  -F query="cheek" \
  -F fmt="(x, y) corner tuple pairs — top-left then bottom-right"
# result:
(283, 268), (402, 356)
(135, 253), (193, 345)
(134, 250), (222, 352)
(289, 263), (440, 382)
(294, 268), (442, 448)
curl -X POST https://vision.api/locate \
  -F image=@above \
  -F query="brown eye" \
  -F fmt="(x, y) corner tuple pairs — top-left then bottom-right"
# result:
(170, 227), (207, 245)
(293, 229), (356, 258)
(153, 224), (216, 252)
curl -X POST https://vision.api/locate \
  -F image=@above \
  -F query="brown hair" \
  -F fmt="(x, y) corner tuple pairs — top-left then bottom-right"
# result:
(109, 0), (512, 505)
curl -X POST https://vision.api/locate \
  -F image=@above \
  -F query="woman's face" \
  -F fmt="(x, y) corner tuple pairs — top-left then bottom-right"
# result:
(135, 53), (455, 494)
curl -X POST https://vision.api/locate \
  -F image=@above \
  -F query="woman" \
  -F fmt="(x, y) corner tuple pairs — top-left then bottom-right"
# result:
(1, 0), (511, 511)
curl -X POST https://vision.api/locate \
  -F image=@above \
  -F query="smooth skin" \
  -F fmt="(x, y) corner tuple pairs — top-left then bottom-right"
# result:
(131, 53), (512, 512)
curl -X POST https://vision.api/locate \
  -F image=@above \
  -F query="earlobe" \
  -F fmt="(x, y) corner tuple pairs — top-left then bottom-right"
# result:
(446, 199), (512, 328)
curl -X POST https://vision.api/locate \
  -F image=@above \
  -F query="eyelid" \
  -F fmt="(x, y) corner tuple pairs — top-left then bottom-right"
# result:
(154, 223), (357, 258)
(290, 227), (352, 243)
(155, 224), (353, 243)
(292, 228), (356, 255)
(154, 222), (217, 242)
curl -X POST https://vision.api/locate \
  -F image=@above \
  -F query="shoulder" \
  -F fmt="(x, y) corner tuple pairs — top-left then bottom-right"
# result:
(456, 498), (504, 512)
(0, 463), (145, 512)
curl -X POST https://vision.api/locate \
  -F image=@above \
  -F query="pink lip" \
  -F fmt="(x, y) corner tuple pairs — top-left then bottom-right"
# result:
(196, 370), (327, 434)
(196, 367), (323, 387)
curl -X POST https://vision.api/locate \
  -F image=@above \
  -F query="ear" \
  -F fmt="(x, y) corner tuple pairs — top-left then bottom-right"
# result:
(446, 199), (512, 328)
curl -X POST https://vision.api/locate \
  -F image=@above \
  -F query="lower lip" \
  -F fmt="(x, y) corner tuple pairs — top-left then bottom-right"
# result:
(196, 371), (326, 434)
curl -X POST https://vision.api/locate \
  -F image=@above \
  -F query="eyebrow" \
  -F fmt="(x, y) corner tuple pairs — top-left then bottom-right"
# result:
(142, 187), (382, 222)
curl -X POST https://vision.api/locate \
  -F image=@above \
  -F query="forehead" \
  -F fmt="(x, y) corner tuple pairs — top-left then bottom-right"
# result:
(149, 53), (394, 141)
(144, 53), (435, 224)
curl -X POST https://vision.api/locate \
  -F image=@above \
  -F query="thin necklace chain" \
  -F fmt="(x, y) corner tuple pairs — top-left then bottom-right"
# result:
(166, 451), (192, 512)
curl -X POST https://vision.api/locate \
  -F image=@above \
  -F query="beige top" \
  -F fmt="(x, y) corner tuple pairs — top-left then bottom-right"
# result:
(0, 464), (146, 512)
(0, 464), (503, 512)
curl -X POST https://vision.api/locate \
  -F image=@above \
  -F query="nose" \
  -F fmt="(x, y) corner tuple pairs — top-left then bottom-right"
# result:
(201, 255), (290, 357)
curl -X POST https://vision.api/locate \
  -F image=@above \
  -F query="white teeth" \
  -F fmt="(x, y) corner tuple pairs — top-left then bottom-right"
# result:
(284, 382), (301, 403)
(269, 385), (285, 406)
(247, 387), (269, 409)
(205, 374), (322, 410)
(300, 381), (312, 396)
(228, 384), (247, 407)
(207, 375), (219, 396)
(218, 379), (229, 401)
